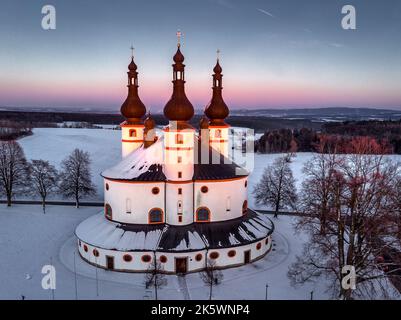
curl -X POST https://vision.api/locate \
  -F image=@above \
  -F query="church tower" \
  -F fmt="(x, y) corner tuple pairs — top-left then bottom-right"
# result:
(120, 47), (147, 158)
(204, 51), (230, 158)
(163, 33), (195, 225)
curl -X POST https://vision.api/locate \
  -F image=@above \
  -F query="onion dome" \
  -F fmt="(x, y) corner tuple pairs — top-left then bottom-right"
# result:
(128, 58), (137, 71)
(213, 60), (222, 74)
(163, 44), (194, 122)
(173, 47), (185, 64)
(120, 52), (146, 124)
(199, 116), (209, 130)
(204, 54), (229, 125)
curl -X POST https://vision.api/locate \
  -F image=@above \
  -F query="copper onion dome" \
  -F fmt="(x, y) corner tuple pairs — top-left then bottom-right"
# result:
(204, 56), (229, 125)
(163, 44), (194, 122)
(120, 54), (146, 124)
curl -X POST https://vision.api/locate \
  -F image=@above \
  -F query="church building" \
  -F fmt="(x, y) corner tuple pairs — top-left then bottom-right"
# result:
(75, 37), (274, 274)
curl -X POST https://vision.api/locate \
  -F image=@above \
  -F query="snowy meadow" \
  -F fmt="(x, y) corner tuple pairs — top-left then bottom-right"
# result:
(0, 127), (399, 300)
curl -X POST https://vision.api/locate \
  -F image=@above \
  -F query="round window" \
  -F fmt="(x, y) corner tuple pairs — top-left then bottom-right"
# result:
(201, 186), (208, 193)
(209, 252), (219, 260)
(93, 249), (99, 257)
(256, 242), (262, 250)
(228, 250), (236, 258)
(160, 255), (167, 263)
(142, 255), (152, 263)
(123, 254), (132, 262)
(152, 187), (160, 195)
(195, 253), (203, 262)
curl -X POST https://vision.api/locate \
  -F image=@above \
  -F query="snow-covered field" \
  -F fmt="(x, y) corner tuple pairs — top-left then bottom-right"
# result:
(17, 128), (314, 206)
(0, 204), (329, 300)
(0, 127), (399, 299)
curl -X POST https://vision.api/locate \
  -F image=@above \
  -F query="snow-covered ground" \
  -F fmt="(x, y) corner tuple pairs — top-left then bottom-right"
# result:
(1, 127), (399, 299)
(18, 128), (314, 205)
(0, 204), (329, 300)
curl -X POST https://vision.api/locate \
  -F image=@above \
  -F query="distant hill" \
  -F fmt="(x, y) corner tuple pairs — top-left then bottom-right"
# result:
(229, 107), (401, 121)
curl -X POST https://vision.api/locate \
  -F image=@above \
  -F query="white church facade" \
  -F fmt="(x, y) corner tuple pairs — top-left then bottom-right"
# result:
(75, 40), (274, 274)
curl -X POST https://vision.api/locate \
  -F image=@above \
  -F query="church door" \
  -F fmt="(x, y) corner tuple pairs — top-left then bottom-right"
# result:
(106, 256), (114, 270)
(244, 250), (251, 264)
(175, 257), (188, 274)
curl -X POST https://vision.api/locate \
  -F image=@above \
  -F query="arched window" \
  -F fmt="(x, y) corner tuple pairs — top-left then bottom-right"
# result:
(105, 183), (109, 191)
(196, 207), (210, 222)
(93, 249), (99, 257)
(177, 201), (183, 214)
(242, 200), (248, 215)
(265, 238), (269, 245)
(175, 133), (184, 144)
(215, 129), (222, 138)
(149, 208), (164, 224)
(256, 242), (262, 250)
(105, 204), (112, 220)
(126, 199), (131, 214)
(226, 197), (231, 212)
(129, 129), (137, 138)
(83, 245), (88, 252)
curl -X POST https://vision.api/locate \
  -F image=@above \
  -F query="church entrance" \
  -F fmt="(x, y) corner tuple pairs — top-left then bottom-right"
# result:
(244, 250), (251, 264)
(106, 256), (114, 270)
(175, 257), (188, 274)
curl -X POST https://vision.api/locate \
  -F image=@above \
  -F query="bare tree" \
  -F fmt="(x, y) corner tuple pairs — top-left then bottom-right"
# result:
(200, 259), (224, 300)
(289, 137), (401, 299)
(253, 156), (297, 217)
(59, 149), (96, 208)
(0, 141), (29, 206)
(28, 160), (59, 213)
(300, 140), (341, 235)
(144, 255), (167, 300)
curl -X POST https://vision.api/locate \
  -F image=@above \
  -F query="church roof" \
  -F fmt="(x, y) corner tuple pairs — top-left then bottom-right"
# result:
(102, 135), (248, 182)
(75, 209), (274, 252)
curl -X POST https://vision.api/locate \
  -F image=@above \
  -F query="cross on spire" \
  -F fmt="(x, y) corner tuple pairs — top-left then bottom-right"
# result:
(217, 49), (220, 61)
(176, 29), (182, 47)
(130, 45), (134, 59)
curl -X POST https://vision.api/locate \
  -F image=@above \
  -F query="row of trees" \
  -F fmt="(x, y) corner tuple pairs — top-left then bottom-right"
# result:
(0, 120), (32, 140)
(0, 141), (96, 212)
(255, 128), (319, 154)
(256, 120), (401, 154)
(254, 136), (401, 299)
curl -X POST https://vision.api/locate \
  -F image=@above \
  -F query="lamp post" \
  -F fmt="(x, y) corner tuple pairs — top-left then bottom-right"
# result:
(265, 284), (269, 300)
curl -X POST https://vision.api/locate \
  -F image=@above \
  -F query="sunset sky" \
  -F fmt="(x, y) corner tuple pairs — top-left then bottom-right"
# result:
(0, 0), (401, 112)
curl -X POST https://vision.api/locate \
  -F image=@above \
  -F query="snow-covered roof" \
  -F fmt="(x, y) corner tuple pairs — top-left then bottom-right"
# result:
(101, 135), (248, 182)
(102, 137), (165, 181)
(75, 210), (274, 252)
